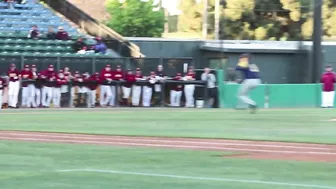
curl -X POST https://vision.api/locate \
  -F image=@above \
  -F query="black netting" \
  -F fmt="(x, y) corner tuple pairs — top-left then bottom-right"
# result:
(60, 57), (93, 74)
(162, 58), (193, 77)
(94, 58), (126, 73)
(23, 56), (58, 71)
(129, 58), (160, 76)
(0, 55), (21, 75)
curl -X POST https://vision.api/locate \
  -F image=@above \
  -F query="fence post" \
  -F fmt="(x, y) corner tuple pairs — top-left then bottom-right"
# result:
(216, 69), (225, 108)
(92, 57), (96, 73)
(20, 55), (24, 69)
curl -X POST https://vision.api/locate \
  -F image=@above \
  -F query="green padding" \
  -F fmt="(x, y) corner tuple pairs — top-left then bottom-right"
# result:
(222, 84), (265, 108)
(268, 84), (321, 108)
(220, 83), (336, 108)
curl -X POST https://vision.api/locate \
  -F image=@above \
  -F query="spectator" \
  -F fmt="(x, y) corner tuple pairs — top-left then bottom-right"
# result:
(46, 27), (56, 40)
(72, 37), (86, 52)
(27, 25), (40, 39)
(55, 26), (70, 41)
(201, 67), (217, 108)
(94, 37), (107, 54)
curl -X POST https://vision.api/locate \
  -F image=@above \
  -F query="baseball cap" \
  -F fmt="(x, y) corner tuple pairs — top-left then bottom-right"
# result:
(24, 65), (29, 69)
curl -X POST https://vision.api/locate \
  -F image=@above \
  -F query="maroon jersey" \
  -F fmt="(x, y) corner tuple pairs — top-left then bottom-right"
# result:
(54, 76), (67, 88)
(123, 74), (136, 88)
(41, 70), (57, 87)
(321, 72), (336, 92)
(20, 70), (33, 87)
(134, 74), (143, 86)
(172, 76), (183, 91)
(64, 71), (72, 81)
(113, 71), (124, 81)
(73, 75), (84, 87)
(100, 69), (113, 83)
(7, 69), (20, 82)
(0, 77), (7, 90)
(86, 75), (100, 90)
(185, 72), (196, 80)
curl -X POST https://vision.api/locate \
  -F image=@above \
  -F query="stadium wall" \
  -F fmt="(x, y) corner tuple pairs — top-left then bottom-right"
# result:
(218, 83), (335, 108)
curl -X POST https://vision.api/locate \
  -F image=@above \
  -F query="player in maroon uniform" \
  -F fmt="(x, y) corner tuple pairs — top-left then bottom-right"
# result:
(41, 65), (56, 108)
(20, 65), (34, 108)
(122, 69), (136, 106)
(108, 65), (123, 107)
(170, 73), (183, 107)
(7, 63), (20, 108)
(321, 65), (336, 108)
(142, 71), (156, 107)
(132, 68), (144, 106)
(99, 65), (113, 107)
(0, 76), (7, 110)
(184, 68), (196, 108)
(86, 72), (100, 108)
(53, 70), (67, 108)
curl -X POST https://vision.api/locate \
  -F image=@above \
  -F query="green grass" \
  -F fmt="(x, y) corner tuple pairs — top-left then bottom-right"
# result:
(1, 141), (336, 189)
(0, 108), (335, 143)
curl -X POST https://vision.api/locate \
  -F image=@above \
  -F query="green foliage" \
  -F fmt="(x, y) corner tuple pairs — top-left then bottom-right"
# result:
(176, 0), (336, 40)
(105, 0), (164, 37)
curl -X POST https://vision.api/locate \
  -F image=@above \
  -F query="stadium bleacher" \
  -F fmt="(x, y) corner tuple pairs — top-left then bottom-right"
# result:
(0, 0), (116, 57)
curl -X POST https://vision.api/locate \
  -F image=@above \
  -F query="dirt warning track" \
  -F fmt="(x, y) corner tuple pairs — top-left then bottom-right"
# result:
(0, 131), (336, 162)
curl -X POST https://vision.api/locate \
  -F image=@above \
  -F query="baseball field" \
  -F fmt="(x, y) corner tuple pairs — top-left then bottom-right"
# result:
(0, 108), (336, 189)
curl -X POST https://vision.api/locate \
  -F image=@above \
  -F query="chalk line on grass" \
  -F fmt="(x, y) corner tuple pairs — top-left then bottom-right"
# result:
(3, 132), (332, 150)
(56, 169), (336, 189)
(1, 136), (336, 155)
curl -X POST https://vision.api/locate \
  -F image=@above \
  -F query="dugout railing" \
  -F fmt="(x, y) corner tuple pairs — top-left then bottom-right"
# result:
(0, 55), (194, 77)
(13, 79), (208, 108)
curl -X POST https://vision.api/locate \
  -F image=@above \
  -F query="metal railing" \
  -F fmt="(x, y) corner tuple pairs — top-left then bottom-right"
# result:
(0, 56), (194, 76)
(6, 79), (208, 108)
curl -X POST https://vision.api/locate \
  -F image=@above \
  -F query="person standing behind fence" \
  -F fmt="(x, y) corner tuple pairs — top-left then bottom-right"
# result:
(143, 72), (156, 107)
(111, 65), (124, 107)
(154, 65), (166, 106)
(184, 68), (196, 108)
(132, 68), (143, 107)
(321, 65), (336, 108)
(53, 70), (67, 108)
(236, 53), (261, 114)
(170, 73), (183, 107)
(31, 65), (41, 107)
(122, 69), (135, 106)
(201, 67), (217, 108)
(20, 65), (33, 108)
(100, 65), (113, 107)
(0, 76), (7, 110)
(41, 65), (56, 108)
(86, 72), (100, 108)
(7, 63), (20, 108)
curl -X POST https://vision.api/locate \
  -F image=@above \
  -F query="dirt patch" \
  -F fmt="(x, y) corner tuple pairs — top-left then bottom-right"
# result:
(0, 131), (335, 162)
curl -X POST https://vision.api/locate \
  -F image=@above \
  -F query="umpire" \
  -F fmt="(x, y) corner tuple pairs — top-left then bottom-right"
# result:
(201, 67), (217, 108)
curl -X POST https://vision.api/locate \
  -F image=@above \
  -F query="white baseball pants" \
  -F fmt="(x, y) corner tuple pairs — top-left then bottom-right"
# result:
(100, 85), (112, 106)
(53, 87), (61, 108)
(142, 86), (152, 107)
(132, 85), (141, 106)
(8, 81), (20, 107)
(87, 90), (96, 108)
(34, 86), (41, 107)
(238, 79), (261, 106)
(122, 86), (131, 99)
(184, 85), (195, 108)
(108, 86), (116, 106)
(21, 86), (29, 107)
(170, 90), (182, 107)
(42, 86), (53, 107)
(321, 91), (335, 108)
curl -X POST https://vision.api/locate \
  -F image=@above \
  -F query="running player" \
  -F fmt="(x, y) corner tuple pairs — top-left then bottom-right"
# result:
(236, 53), (261, 113)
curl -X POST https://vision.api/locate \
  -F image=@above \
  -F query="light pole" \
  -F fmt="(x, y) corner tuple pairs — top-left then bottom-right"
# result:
(202, 0), (208, 39)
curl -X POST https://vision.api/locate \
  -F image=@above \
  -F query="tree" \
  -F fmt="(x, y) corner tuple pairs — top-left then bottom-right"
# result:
(177, 0), (204, 32)
(105, 0), (164, 37)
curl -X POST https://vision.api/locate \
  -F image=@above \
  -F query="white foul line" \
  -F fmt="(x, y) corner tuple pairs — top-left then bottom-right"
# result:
(2, 132), (332, 150)
(57, 169), (336, 189)
(1, 136), (336, 155)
